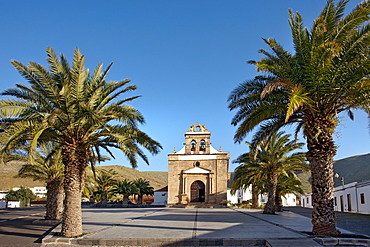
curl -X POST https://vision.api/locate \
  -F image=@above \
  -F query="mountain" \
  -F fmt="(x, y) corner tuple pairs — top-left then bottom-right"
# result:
(99, 165), (168, 190)
(0, 162), (167, 191)
(332, 153), (370, 187)
(296, 153), (370, 194)
(0, 161), (45, 190)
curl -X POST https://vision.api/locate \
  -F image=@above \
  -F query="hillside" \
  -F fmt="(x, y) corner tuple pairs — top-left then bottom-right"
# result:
(332, 153), (370, 187)
(296, 153), (370, 194)
(0, 161), (45, 190)
(99, 165), (168, 190)
(0, 162), (167, 191)
(296, 171), (311, 194)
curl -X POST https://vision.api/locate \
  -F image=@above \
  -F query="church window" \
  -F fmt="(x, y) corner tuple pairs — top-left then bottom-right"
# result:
(194, 161), (200, 167)
(199, 140), (206, 151)
(190, 140), (196, 151)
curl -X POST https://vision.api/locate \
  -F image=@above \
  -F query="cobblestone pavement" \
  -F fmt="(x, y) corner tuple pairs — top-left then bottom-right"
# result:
(285, 206), (370, 237)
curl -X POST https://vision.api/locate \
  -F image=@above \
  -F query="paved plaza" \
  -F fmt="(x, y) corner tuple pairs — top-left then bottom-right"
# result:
(42, 207), (370, 246)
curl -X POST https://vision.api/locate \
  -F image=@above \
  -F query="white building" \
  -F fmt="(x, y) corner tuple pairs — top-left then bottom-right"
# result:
(153, 186), (168, 205)
(227, 185), (297, 206)
(301, 179), (370, 214)
(0, 191), (7, 209)
(227, 185), (252, 204)
(11, 186), (47, 198)
(29, 187), (47, 198)
(0, 191), (7, 200)
(2, 186), (47, 208)
(7, 201), (20, 208)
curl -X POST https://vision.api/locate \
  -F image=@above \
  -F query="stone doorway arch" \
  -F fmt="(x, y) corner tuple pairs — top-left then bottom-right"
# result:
(190, 180), (205, 202)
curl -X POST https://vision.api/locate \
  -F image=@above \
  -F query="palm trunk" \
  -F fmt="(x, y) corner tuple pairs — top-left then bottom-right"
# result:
(251, 183), (259, 208)
(101, 190), (107, 204)
(306, 116), (340, 236)
(45, 179), (64, 220)
(61, 142), (89, 237)
(123, 194), (129, 204)
(263, 173), (278, 214)
(138, 194), (143, 205)
(275, 192), (283, 212)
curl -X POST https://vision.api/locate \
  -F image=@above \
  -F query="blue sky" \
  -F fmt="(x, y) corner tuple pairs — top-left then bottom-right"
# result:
(1, 0), (368, 172)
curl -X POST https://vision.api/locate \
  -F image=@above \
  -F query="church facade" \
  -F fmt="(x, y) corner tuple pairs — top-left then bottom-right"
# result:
(167, 123), (229, 206)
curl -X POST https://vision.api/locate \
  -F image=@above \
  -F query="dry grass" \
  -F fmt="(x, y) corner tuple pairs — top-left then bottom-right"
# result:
(0, 162), (167, 191)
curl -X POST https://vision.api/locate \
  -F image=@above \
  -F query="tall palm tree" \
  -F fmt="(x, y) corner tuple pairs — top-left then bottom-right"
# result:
(17, 142), (64, 220)
(0, 48), (162, 237)
(113, 179), (138, 204)
(133, 178), (154, 205)
(228, 0), (370, 234)
(252, 132), (306, 214)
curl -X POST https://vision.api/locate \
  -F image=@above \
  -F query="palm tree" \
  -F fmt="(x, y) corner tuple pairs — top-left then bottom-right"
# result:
(249, 132), (306, 214)
(228, 0), (370, 235)
(274, 174), (304, 212)
(17, 142), (64, 220)
(94, 168), (118, 204)
(230, 147), (262, 208)
(113, 179), (138, 204)
(0, 48), (162, 237)
(133, 178), (154, 205)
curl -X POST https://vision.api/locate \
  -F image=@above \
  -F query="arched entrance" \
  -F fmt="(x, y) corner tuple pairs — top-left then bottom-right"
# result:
(190, 180), (205, 202)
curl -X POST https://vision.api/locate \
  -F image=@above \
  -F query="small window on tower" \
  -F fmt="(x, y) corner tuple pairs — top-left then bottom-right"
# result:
(199, 140), (206, 152)
(194, 161), (200, 167)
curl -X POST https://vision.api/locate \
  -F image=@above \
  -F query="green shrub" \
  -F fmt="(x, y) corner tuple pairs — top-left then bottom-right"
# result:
(5, 186), (36, 207)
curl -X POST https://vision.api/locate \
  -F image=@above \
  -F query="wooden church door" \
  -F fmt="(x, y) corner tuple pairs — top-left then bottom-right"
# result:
(190, 180), (205, 202)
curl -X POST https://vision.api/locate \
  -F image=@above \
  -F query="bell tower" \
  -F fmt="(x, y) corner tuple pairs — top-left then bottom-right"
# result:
(185, 123), (211, 154)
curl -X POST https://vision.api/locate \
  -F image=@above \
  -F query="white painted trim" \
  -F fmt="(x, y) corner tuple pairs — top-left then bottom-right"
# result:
(184, 167), (211, 174)
(178, 155), (218, 160)
(185, 132), (211, 134)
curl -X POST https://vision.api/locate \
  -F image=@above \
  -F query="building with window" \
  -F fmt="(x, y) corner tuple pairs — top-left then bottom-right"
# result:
(227, 185), (297, 206)
(29, 187), (47, 198)
(300, 179), (370, 214)
(153, 186), (168, 206)
(168, 123), (229, 207)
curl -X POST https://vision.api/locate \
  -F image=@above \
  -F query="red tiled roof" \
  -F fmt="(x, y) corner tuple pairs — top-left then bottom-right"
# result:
(155, 186), (168, 192)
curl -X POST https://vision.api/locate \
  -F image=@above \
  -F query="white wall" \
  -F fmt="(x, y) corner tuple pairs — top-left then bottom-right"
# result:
(283, 193), (297, 206)
(7, 201), (20, 208)
(300, 194), (313, 208)
(0, 192), (7, 200)
(334, 182), (357, 213)
(301, 180), (370, 214)
(357, 180), (370, 214)
(227, 186), (297, 206)
(29, 187), (47, 198)
(227, 185), (253, 204)
(153, 191), (168, 205)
